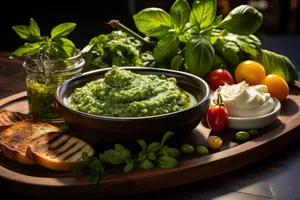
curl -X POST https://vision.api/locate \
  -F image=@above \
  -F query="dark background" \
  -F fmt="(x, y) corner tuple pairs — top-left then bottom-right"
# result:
(1, 0), (300, 56)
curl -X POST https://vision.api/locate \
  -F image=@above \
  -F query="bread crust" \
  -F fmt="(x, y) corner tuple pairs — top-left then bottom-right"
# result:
(0, 119), (62, 164)
(0, 110), (33, 132)
(27, 132), (94, 171)
(0, 119), (95, 171)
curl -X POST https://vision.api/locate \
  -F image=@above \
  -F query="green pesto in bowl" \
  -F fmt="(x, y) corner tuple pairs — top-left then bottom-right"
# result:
(66, 66), (197, 117)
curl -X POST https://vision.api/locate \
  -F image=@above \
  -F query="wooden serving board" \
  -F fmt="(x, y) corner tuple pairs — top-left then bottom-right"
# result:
(0, 82), (300, 200)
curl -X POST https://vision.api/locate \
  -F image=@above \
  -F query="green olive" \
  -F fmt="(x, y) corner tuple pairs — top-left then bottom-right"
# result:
(180, 144), (195, 153)
(248, 129), (258, 136)
(196, 145), (209, 155)
(236, 131), (250, 141)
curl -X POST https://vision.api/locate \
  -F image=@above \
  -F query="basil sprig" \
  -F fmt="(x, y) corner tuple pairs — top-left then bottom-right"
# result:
(73, 131), (180, 184)
(10, 18), (77, 59)
(130, 0), (298, 83)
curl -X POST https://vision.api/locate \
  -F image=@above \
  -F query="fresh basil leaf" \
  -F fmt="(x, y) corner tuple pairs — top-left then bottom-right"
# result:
(52, 37), (76, 58)
(213, 15), (223, 27)
(89, 36), (99, 45)
(141, 159), (154, 170)
(82, 152), (89, 161)
(99, 153), (106, 161)
(161, 131), (174, 148)
(148, 153), (156, 161)
(133, 8), (172, 38)
(190, 0), (217, 31)
(222, 41), (240, 68)
(138, 151), (147, 161)
(29, 18), (41, 38)
(228, 35), (261, 57)
(170, 0), (190, 32)
(123, 161), (135, 172)
(115, 144), (131, 159)
(154, 33), (179, 63)
(171, 55), (183, 70)
(147, 142), (161, 153)
(138, 140), (147, 150)
(12, 25), (36, 42)
(51, 22), (76, 39)
(213, 30), (261, 57)
(185, 36), (214, 78)
(179, 28), (196, 43)
(104, 149), (125, 164)
(165, 147), (180, 158)
(89, 157), (102, 170)
(248, 49), (299, 83)
(157, 156), (178, 168)
(89, 170), (101, 184)
(219, 5), (263, 35)
(10, 43), (41, 58)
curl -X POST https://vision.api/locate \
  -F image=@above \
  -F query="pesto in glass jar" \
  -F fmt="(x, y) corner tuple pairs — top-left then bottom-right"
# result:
(23, 49), (84, 123)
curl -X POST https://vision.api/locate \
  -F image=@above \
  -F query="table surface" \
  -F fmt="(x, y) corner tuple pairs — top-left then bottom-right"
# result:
(0, 50), (300, 200)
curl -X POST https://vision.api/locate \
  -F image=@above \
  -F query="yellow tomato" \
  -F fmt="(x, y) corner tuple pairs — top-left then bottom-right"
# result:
(207, 136), (223, 149)
(261, 74), (289, 102)
(234, 60), (266, 85)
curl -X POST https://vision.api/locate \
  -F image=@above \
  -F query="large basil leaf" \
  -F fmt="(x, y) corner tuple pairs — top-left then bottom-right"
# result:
(51, 22), (76, 39)
(12, 25), (37, 42)
(219, 5), (263, 35)
(10, 43), (41, 58)
(154, 34), (179, 63)
(248, 49), (298, 83)
(29, 18), (41, 38)
(52, 38), (76, 58)
(133, 8), (172, 38)
(189, 0), (217, 31)
(185, 36), (214, 78)
(170, 0), (190, 32)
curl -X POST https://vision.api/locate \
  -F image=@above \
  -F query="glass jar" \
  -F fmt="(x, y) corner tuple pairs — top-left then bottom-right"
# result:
(23, 49), (84, 123)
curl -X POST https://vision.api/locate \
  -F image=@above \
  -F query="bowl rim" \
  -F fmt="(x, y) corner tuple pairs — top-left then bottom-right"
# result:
(55, 66), (211, 121)
(228, 97), (281, 122)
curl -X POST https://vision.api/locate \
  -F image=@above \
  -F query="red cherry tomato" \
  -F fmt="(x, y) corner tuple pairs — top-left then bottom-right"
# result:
(206, 69), (234, 91)
(206, 94), (228, 132)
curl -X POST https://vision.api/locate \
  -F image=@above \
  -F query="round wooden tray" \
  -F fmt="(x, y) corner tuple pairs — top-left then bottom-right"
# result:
(0, 82), (300, 200)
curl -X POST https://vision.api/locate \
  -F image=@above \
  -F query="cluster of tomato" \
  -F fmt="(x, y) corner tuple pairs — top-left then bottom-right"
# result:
(204, 60), (290, 149)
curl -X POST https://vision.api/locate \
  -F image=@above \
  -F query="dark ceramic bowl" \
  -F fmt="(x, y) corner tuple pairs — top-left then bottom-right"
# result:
(55, 67), (211, 151)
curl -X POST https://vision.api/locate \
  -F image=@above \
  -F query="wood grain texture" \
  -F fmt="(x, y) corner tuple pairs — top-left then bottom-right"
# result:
(0, 81), (299, 199)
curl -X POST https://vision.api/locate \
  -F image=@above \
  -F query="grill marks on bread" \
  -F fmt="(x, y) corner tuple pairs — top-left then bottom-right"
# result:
(0, 118), (95, 171)
(28, 132), (94, 171)
(0, 119), (62, 164)
(0, 110), (33, 131)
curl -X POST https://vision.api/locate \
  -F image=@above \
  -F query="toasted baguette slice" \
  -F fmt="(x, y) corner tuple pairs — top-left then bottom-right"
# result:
(0, 119), (62, 164)
(27, 132), (94, 171)
(0, 110), (33, 132)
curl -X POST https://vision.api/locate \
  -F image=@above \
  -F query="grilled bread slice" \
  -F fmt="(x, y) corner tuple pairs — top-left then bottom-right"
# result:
(0, 119), (62, 164)
(27, 132), (94, 171)
(0, 110), (33, 132)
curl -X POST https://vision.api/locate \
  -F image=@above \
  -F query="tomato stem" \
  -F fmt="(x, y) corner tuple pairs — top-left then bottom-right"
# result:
(213, 93), (226, 108)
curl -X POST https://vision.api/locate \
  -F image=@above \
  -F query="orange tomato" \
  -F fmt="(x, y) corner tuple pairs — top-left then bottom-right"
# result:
(261, 74), (289, 102)
(234, 60), (266, 85)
